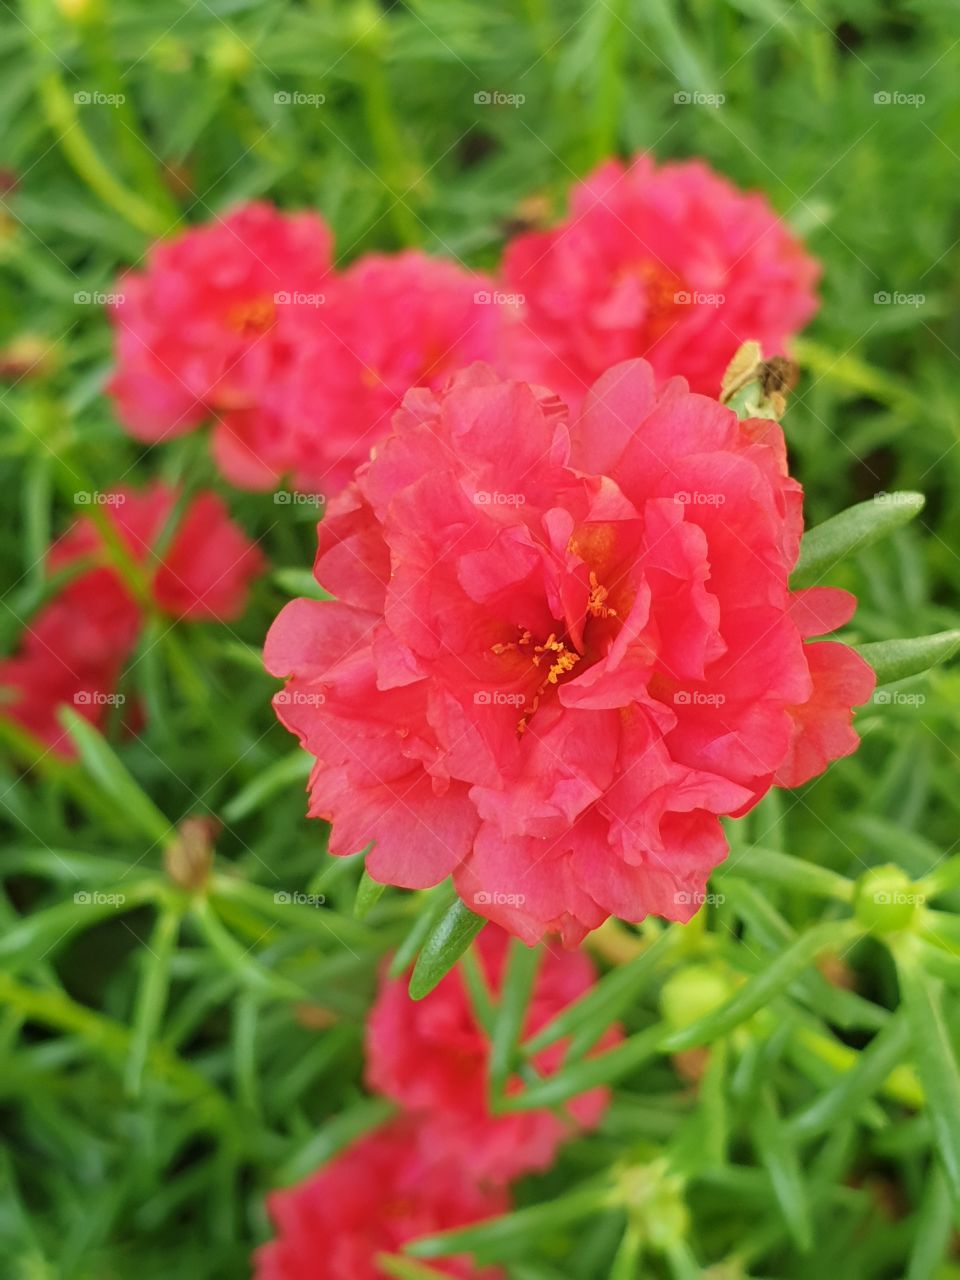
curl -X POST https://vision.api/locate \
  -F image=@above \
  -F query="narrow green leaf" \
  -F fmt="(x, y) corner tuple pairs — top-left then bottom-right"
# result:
(726, 880), (886, 1031)
(354, 869), (387, 920)
(57, 708), (172, 844)
(388, 885), (455, 979)
(489, 940), (540, 1102)
(662, 1240), (702, 1280)
(905, 1168), (953, 1280)
(789, 1012), (916, 1140)
(914, 939), (960, 987)
(191, 899), (305, 1002)
(408, 1183), (612, 1260)
(791, 492), (924, 587)
(23, 454), (52, 585)
(750, 1086), (813, 1251)
(662, 919), (862, 1053)
(718, 846), (854, 902)
(272, 568), (333, 600)
(895, 942), (960, 1209)
(460, 947), (496, 1036)
(525, 930), (675, 1058)
(232, 993), (262, 1116)
(378, 1256), (457, 1280)
(125, 907), (181, 1098)
(501, 1024), (663, 1112)
(211, 875), (378, 948)
(856, 630), (960, 686)
(408, 900), (486, 1001)
(220, 750), (312, 823)
(0, 879), (160, 974)
(672, 1038), (729, 1174)
(609, 1222), (644, 1280)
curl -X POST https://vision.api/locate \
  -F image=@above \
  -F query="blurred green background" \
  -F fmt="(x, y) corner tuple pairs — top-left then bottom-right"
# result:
(2, 1), (960, 1277)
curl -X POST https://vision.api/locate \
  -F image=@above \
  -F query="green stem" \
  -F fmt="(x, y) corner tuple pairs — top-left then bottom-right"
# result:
(77, 0), (180, 222)
(35, 70), (167, 238)
(354, 14), (420, 247)
(0, 969), (231, 1123)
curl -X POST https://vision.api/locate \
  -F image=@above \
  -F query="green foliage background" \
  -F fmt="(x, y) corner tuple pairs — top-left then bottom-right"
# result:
(2, 1), (960, 1277)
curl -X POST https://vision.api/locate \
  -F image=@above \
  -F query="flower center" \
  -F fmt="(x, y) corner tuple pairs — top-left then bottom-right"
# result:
(226, 295), (276, 336)
(615, 259), (685, 341)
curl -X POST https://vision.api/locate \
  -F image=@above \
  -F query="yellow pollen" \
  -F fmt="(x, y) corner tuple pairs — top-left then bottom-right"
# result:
(586, 570), (617, 619)
(490, 629), (581, 736)
(491, 630), (532, 655)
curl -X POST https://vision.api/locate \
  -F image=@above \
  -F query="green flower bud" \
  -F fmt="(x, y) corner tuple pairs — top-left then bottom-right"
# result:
(618, 1159), (690, 1251)
(659, 964), (733, 1031)
(854, 864), (924, 934)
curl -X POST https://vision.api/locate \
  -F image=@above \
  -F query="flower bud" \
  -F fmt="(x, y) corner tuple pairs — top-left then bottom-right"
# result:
(854, 864), (922, 934)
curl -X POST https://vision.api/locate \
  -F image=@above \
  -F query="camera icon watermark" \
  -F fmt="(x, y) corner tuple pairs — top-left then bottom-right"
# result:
(473, 690), (525, 708)
(673, 290), (724, 308)
(873, 689), (926, 707)
(274, 490), (325, 505)
(673, 491), (726, 507)
(74, 690), (125, 707)
(873, 90), (924, 107)
(74, 90), (126, 106)
(873, 290), (925, 307)
(273, 889), (327, 906)
(674, 890), (725, 906)
(74, 291), (125, 306)
(274, 90), (326, 107)
(874, 491), (919, 505)
(74, 890), (127, 906)
(674, 691), (726, 707)
(872, 889), (925, 906)
(473, 889), (526, 906)
(74, 490), (126, 506)
(473, 90), (525, 107)
(473, 490), (526, 506)
(473, 290), (524, 307)
(275, 689), (326, 707)
(273, 290), (325, 307)
(674, 90), (725, 107)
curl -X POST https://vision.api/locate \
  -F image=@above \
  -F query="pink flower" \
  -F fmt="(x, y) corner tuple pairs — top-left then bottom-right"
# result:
(273, 251), (499, 494)
(108, 202), (333, 489)
(0, 572), (140, 753)
(366, 924), (618, 1184)
(264, 360), (873, 945)
(254, 1118), (507, 1280)
(499, 154), (819, 406)
(51, 483), (264, 622)
(1, 484), (263, 754)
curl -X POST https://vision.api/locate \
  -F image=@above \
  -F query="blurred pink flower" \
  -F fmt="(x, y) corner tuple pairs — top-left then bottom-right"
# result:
(108, 212), (497, 497)
(0, 483), (263, 754)
(366, 923), (618, 1184)
(254, 1117), (507, 1280)
(272, 250), (499, 494)
(500, 154), (819, 407)
(108, 201), (333, 488)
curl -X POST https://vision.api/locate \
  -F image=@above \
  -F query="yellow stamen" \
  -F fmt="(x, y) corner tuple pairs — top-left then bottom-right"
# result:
(586, 570), (617, 619)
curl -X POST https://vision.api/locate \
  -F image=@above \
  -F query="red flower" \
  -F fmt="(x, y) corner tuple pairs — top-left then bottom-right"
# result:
(366, 924), (617, 1184)
(254, 1118), (507, 1280)
(500, 155), (819, 406)
(1, 484), (263, 754)
(272, 251), (499, 494)
(108, 202), (333, 489)
(264, 361), (873, 944)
